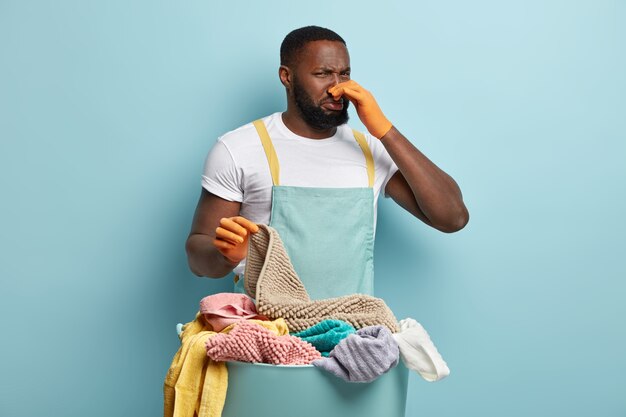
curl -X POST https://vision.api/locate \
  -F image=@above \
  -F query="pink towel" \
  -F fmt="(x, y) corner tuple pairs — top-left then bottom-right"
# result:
(199, 292), (268, 332)
(205, 321), (322, 365)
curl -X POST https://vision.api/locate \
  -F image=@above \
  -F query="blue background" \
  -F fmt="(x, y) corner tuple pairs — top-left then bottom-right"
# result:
(1, 1), (625, 416)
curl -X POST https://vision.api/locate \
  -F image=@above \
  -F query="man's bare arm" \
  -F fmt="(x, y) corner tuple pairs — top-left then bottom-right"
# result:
(185, 189), (242, 277)
(381, 127), (469, 233)
(327, 80), (468, 232)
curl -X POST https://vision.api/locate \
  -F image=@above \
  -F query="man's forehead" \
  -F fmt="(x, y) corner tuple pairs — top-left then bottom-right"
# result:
(298, 40), (350, 68)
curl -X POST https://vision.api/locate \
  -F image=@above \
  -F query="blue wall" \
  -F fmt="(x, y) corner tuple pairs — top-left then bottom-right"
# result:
(1, 1), (624, 416)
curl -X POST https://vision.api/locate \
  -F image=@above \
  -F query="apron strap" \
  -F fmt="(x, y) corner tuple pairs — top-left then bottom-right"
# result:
(252, 119), (375, 188)
(352, 129), (375, 188)
(253, 119), (281, 186)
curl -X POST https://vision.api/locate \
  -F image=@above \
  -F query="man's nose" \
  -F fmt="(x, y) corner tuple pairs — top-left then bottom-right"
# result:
(326, 74), (341, 95)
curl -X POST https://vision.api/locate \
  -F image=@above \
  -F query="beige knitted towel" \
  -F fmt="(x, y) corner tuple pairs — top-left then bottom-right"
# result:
(244, 224), (399, 333)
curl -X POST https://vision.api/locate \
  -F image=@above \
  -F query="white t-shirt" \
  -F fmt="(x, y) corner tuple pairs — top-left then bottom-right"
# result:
(202, 112), (399, 274)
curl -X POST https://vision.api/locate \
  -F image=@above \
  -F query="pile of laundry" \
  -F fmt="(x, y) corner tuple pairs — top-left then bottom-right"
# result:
(164, 225), (449, 417)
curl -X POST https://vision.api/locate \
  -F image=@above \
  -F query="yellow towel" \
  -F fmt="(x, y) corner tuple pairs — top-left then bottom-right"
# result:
(164, 314), (289, 417)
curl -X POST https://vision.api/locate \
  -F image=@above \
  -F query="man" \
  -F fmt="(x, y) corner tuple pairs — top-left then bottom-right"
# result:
(186, 26), (468, 299)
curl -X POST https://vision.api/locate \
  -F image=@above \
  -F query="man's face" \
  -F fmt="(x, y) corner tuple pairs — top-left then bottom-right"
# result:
(290, 40), (351, 130)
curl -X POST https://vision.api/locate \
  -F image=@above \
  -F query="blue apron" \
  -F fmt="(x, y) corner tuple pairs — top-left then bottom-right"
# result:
(237, 119), (376, 300)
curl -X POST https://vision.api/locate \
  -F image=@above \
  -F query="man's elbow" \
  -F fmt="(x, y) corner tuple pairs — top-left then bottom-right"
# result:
(185, 237), (205, 277)
(188, 261), (204, 277)
(437, 208), (470, 233)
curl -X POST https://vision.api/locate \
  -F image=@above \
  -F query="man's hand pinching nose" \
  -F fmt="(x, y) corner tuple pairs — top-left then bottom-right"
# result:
(328, 80), (393, 139)
(213, 216), (259, 265)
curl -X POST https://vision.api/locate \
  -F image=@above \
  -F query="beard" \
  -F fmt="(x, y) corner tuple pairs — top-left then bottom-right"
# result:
(292, 78), (350, 130)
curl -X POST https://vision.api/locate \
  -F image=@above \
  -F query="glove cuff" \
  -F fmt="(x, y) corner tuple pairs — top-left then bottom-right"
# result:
(371, 120), (393, 139)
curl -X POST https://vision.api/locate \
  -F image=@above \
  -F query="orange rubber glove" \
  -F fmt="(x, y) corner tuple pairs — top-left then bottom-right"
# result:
(328, 80), (393, 139)
(213, 216), (259, 265)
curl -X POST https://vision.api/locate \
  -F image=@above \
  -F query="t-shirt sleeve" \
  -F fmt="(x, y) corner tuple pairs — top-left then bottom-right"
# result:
(201, 139), (243, 202)
(368, 134), (399, 198)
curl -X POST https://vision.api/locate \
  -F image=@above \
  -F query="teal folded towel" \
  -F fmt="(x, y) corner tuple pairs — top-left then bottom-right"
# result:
(292, 319), (356, 357)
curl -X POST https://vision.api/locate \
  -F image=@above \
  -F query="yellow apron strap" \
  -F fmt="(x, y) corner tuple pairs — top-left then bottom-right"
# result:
(253, 120), (371, 188)
(352, 129), (375, 188)
(253, 119), (280, 186)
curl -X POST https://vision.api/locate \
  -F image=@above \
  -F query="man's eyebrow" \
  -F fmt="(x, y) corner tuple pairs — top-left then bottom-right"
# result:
(313, 66), (351, 72)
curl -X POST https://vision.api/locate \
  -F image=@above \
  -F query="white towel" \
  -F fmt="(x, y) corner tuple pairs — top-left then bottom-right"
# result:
(392, 318), (450, 382)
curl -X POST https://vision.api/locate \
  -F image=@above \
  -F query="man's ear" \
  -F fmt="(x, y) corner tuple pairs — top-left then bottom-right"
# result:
(279, 65), (292, 89)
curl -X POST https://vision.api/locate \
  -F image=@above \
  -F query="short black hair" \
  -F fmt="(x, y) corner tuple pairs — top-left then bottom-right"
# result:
(280, 26), (346, 67)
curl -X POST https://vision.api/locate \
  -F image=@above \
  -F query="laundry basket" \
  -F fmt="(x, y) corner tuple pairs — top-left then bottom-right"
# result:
(221, 360), (409, 417)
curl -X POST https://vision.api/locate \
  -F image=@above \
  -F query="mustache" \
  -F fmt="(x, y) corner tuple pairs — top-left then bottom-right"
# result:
(321, 96), (350, 106)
